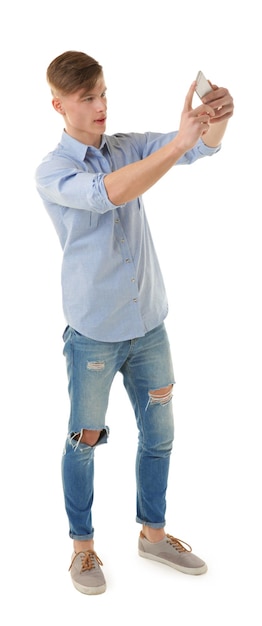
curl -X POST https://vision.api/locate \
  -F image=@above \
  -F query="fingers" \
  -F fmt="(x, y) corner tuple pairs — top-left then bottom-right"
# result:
(181, 81), (234, 141)
(184, 82), (216, 117)
(185, 82), (233, 115)
(202, 87), (233, 109)
(194, 102), (216, 118)
(209, 107), (234, 123)
(196, 112), (214, 136)
(203, 87), (234, 121)
(183, 81), (197, 112)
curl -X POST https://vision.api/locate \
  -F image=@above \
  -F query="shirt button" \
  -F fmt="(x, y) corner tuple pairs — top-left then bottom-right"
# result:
(133, 298), (138, 303)
(125, 258), (130, 263)
(115, 218), (120, 223)
(131, 278), (135, 282)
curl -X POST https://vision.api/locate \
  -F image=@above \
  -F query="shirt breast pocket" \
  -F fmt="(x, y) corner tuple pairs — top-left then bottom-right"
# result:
(86, 211), (100, 229)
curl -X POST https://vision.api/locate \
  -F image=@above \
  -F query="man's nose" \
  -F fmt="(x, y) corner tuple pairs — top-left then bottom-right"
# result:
(97, 97), (106, 111)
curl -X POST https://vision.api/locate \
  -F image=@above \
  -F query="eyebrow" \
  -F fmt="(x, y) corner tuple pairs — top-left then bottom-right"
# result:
(80, 86), (107, 98)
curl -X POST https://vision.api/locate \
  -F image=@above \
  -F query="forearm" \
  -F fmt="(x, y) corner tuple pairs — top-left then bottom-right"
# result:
(202, 119), (228, 148)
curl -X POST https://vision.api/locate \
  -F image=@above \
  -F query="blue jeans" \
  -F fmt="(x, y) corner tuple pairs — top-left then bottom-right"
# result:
(62, 323), (175, 540)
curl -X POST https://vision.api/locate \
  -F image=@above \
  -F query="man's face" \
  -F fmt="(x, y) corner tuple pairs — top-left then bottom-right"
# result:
(52, 74), (107, 147)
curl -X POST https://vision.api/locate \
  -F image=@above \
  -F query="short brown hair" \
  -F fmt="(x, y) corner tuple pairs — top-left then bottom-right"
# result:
(46, 50), (103, 95)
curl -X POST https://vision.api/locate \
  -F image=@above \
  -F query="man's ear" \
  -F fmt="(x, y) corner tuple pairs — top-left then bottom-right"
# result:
(52, 97), (65, 115)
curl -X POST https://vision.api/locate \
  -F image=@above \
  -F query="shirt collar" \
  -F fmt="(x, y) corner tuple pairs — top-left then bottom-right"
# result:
(60, 130), (108, 161)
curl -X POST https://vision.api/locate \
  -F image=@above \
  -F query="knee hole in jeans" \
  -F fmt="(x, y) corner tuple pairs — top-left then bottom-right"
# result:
(71, 429), (103, 447)
(148, 384), (173, 406)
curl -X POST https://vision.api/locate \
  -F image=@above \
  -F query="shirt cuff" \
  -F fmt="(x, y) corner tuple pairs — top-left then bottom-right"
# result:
(198, 138), (221, 155)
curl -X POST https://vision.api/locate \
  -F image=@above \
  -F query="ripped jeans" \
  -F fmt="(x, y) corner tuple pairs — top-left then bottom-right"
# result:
(62, 323), (175, 540)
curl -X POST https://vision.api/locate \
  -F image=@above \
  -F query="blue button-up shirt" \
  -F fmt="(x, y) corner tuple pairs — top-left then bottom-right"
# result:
(35, 130), (220, 341)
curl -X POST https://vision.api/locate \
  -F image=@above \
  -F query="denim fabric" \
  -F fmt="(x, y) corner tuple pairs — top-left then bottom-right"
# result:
(62, 323), (175, 540)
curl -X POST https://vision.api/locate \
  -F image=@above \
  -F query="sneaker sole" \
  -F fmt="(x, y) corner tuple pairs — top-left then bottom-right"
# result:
(71, 580), (106, 595)
(138, 549), (207, 575)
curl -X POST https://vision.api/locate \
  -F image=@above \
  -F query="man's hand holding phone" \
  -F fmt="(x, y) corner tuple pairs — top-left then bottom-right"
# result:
(195, 71), (234, 123)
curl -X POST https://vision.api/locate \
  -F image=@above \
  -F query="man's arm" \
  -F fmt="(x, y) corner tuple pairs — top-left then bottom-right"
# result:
(200, 85), (234, 147)
(104, 83), (216, 206)
(104, 82), (234, 206)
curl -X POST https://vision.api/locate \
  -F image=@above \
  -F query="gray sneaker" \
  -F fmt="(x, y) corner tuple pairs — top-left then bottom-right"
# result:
(69, 550), (106, 594)
(138, 532), (207, 575)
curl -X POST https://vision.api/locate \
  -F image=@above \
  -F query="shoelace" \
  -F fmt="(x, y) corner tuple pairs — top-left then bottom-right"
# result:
(166, 534), (192, 553)
(69, 550), (103, 572)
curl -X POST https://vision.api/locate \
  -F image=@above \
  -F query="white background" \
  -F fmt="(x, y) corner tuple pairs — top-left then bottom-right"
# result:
(1, 1), (261, 624)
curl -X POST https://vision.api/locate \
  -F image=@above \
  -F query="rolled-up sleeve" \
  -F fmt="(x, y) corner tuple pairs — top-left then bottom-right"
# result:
(135, 131), (221, 165)
(35, 159), (124, 213)
(177, 137), (221, 164)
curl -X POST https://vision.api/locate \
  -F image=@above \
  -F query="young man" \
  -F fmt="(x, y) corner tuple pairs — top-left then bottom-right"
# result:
(35, 51), (234, 595)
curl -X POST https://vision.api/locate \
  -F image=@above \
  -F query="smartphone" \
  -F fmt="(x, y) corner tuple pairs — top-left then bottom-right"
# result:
(195, 71), (213, 98)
